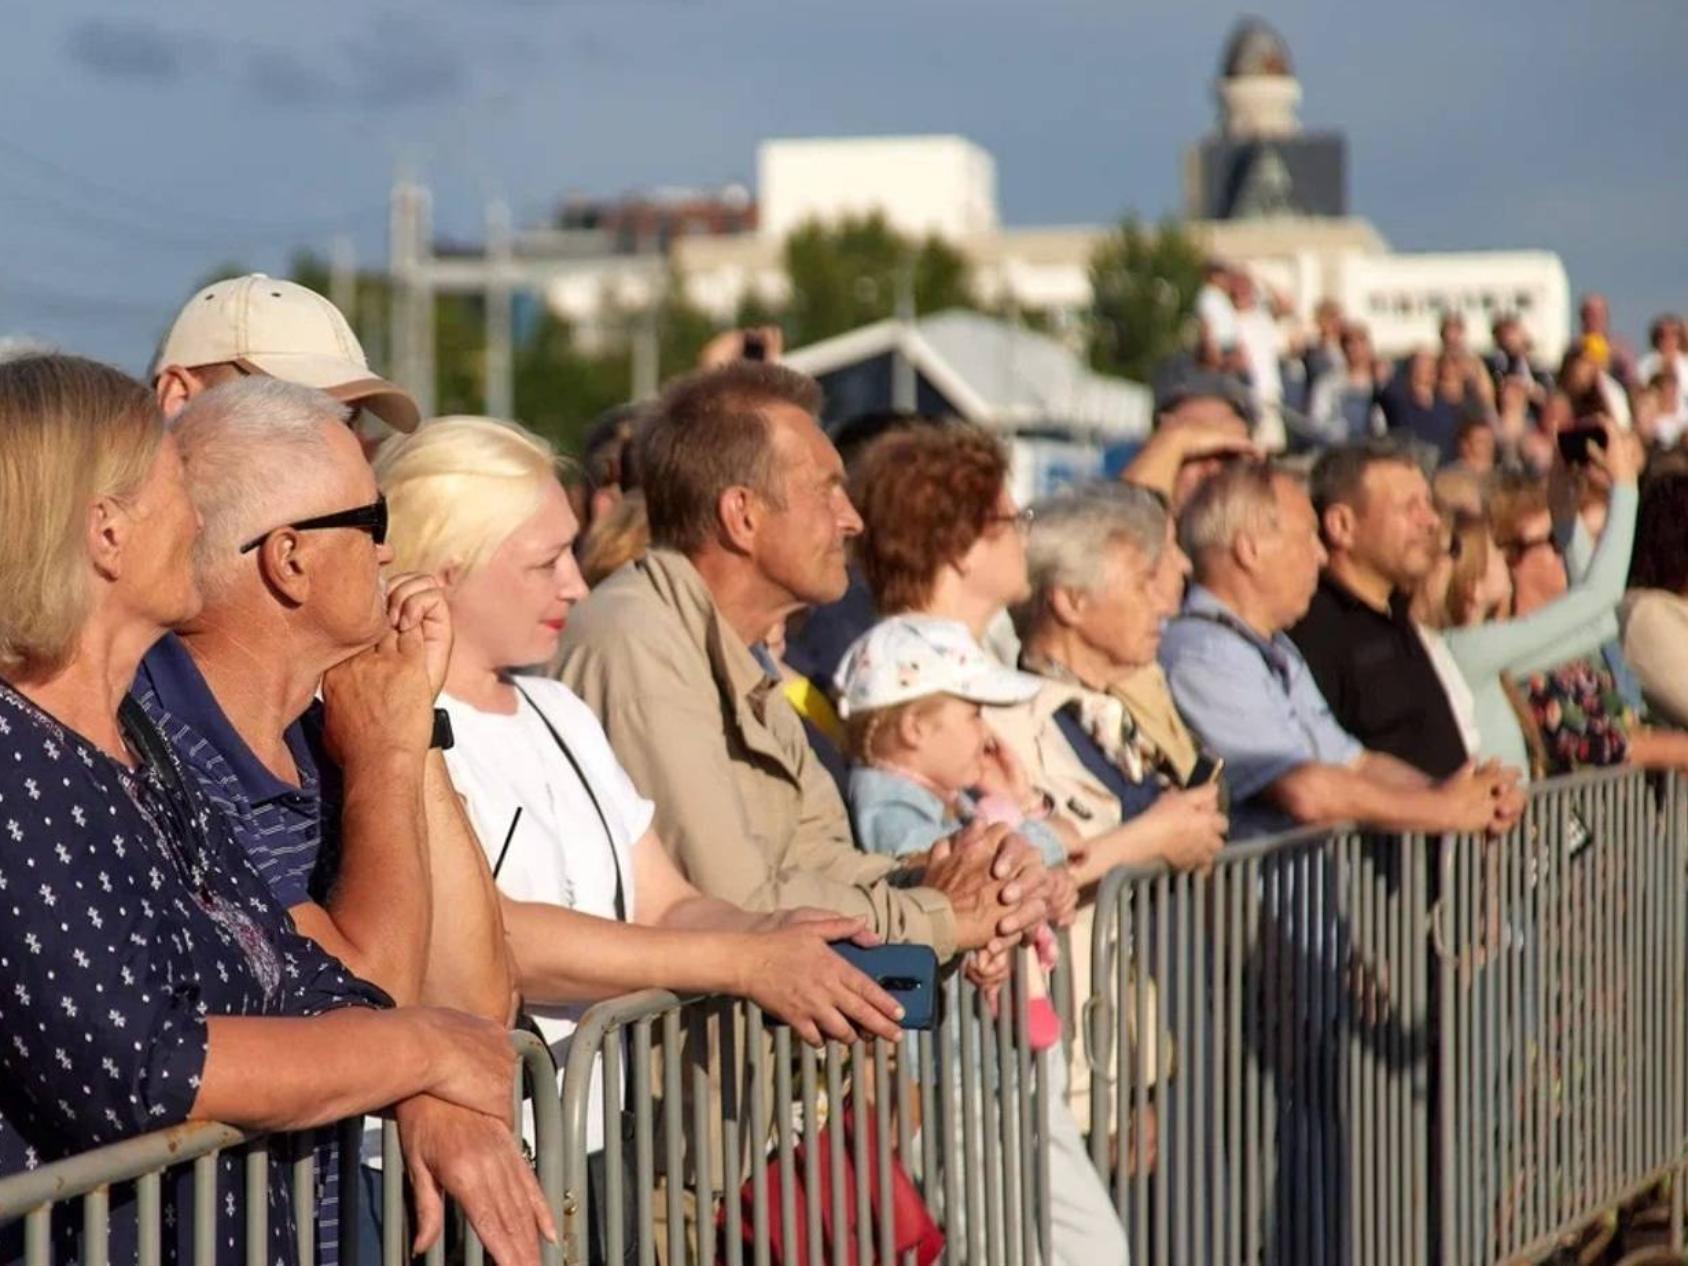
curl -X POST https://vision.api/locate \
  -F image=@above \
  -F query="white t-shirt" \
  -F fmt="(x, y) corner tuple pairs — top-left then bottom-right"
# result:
(442, 675), (656, 1151)
(1196, 283), (1239, 350)
(1415, 624), (1480, 760)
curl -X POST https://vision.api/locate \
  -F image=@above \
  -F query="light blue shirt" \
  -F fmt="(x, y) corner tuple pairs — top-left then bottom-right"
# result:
(1159, 585), (1364, 840)
(846, 766), (1068, 865)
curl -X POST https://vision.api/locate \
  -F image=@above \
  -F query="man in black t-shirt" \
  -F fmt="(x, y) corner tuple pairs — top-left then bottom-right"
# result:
(1289, 441), (1474, 779)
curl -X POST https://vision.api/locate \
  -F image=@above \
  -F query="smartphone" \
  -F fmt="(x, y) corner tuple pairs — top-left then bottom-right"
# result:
(1557, 425), (1605, 465)
(830, 942), (939, 1030)
(1187, 752), (1230, 817)
(741, 331), (767, 362)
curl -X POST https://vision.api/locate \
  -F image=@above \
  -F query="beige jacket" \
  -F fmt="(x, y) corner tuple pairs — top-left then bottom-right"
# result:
(556, 548), (958, 958)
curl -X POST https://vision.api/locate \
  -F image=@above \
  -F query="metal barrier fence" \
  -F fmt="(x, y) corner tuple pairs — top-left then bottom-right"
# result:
(1085, 767), (1688, 1266)
(0, 1031), (564, 1266)
(1436, 766), (1688, 1265)
(555, 954), (1049, 1266)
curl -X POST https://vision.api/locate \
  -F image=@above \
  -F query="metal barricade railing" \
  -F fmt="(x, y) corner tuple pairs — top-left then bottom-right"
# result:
(1085, 768), (1688, 1266)
(1434, 767), (1688, 1265)
(0, 1030), (563, 1266)
(1086, 823), (1432, 1266)
(556, 953), (1049, 1266)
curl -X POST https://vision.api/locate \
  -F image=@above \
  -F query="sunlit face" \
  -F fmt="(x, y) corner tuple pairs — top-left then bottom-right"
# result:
(289, 421), (391, 653)
(1070, 537), (1166, 671)
(1346, 461), (1443, 588)
(1505, 509), (1567, 616)
(122, 433), (204, 631)
(955, 485), (1032, 615)
(1146, 517), (1192, 620)
(1255, 476), (1328, 629)
(904, 695), (994, 794)
(447, 477), (588, 672)
(754, 406), (862, 606)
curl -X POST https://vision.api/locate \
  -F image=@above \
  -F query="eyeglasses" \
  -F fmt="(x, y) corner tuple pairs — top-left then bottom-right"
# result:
(239, 494), (389, 554)
(987, 506), (1036, 534)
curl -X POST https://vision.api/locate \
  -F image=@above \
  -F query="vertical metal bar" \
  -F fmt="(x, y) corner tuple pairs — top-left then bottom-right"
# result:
(800, 1042), (822, 1266)
(1112, 884), (1131, 1219)
(1014, 951), (1036, 1266)
(194, 1151), (218, 1266)
(244, 1143), (269, 1266)
(1155, 868), (1173, 1266)
(995, 971), (1021, 1266)
(1408, 830), (1429, 1266)
(849, 1043), (871, 1266)
(138, 1170), (162, 1266)
(824, 1043), (847, 1266)
(959, 972), (982, 1266)
(1245, 856), (1265, 1266)
(382, 1121), (404, 1266)
(692, 1008), (717, 1266)
(635, 1019), (656, 1266)
(292, 1132), (315, 1266)
(720, 1008), (744, 1266)
(894, 1030), (918, 1266)
(748, 1007), (770, 1266)
(978, 981), (1004, 1266)
(931, 991), (955, 1233)
(1132, 880), (1151, 1266)
(605, 1026), (628, 1266)
(24, 1205), (50, 1266)
(82, 1186), (110, 1266)
(773, 1025), (798, 1266)
(1172, 868), (1192, 1266)
(872, 1041), (896, 1266)
(1227, 859), (1246, 1266)
(663, 1009), (686, 1266)
(1437, 837), (1457, 1266)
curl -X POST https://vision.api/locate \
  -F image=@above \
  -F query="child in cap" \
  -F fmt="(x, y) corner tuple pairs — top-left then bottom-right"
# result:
(835, 614), (1070, 1049)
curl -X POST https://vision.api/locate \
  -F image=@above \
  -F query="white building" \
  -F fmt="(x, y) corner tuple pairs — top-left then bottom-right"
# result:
(757, 136), (998, 244)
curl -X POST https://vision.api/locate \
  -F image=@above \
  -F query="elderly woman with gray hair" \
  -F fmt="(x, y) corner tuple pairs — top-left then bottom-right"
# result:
(990, 484), (1227, 884)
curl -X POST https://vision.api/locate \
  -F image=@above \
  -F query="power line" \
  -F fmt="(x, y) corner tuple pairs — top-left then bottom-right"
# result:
(0, 132), (389, 241)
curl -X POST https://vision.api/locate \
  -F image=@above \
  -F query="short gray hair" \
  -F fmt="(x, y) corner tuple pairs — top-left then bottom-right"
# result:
(1177, 461), (1282, 580)
(1016, 483), (1168, 632)
(171, 378), (349, 597)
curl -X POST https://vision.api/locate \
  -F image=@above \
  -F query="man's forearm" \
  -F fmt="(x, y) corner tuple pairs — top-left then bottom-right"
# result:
(326, 751), (431, 1003)
(1269, 763), (1454, 834)
(417, 752), (517, 1022)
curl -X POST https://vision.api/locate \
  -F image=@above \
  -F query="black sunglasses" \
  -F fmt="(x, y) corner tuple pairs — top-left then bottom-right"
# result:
(239, 495), (389, 554)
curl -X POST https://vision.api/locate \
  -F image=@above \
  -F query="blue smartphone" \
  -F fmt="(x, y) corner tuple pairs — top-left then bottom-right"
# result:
(830, 942), (939, 1031)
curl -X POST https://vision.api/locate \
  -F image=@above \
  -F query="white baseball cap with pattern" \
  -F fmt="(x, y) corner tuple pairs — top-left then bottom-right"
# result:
(833, 615), (1042, 719)
(153, 274), (419, 432)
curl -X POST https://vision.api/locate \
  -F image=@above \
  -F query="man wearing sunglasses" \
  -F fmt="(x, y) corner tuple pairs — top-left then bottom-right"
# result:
(128, 377), (531, 1260)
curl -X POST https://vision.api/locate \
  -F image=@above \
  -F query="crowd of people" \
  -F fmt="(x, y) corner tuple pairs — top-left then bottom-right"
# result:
(4, 262), (1688, 1266)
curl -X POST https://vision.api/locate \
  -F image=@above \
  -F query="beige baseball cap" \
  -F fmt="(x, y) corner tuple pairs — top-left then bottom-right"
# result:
(154, 274), (419, 432)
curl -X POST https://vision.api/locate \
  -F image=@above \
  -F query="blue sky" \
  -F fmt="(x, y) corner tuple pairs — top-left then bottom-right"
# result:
(4, 0), (1685, 372)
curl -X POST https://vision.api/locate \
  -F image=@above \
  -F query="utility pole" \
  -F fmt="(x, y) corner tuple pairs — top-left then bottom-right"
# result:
(891, 257), (917, 411)
(387, 176), (435, 418)
(484, 199), (514, 420)
(329, 234), (357, 333)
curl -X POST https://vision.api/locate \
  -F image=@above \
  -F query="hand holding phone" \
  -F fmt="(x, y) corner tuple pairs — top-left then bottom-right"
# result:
(829, 942), (939, 1030)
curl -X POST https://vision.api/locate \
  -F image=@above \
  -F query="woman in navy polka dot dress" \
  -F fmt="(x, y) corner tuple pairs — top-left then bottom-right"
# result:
(0, 356), (554, 1266)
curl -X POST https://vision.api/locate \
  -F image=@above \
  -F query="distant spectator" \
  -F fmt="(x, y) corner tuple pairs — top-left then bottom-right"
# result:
(1578, 291), (1637, 390)
(1621, 466), (1688, 728)
(1438, 313), (1494, 411)
(1231, 271), (1288, 450)
(1644, 367), (1688, 448)
(1122, 374), (1258, 513)
(1493, 376), (1554, 475)
(1306, 321), (1384, 444)
(1195, 261), (1240, 362)
(577, 487), (650, 587)
(1289, 442), (1473, 778)
(1302, 297), (1346, 386)
(1380, 348), (1464, 464)
(1484, 314), (1549, 404)
(1483, 443), (1688, 776)
(1449, 417), (1498, 478)
(1637, 314), (1688, 389)
(576, 401), (647, 531)
(1158, 461), (1519, 839)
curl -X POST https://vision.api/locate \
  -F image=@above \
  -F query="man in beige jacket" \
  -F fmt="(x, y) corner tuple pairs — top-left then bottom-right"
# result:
(558, 362), (1050, 964)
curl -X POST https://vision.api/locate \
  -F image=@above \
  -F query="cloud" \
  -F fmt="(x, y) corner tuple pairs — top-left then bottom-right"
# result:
(64, 16), (188, 82)
(342, 16), (466, 108)
(245, 47), (339, 106)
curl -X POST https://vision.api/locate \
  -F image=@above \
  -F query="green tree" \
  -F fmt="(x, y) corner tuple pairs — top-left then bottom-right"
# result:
(780, 213), (976, 347)
(1087, 216), (1207, 383)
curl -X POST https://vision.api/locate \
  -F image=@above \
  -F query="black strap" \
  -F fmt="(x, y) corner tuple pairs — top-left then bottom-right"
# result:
(509, 680), (628, 923)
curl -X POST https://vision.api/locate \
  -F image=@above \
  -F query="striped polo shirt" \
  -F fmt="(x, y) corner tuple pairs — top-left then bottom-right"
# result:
(131, 632), (348, 1264)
